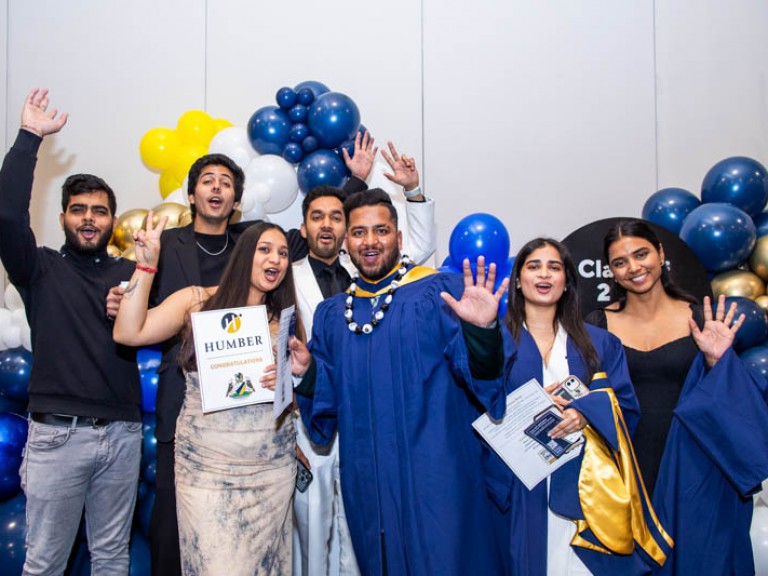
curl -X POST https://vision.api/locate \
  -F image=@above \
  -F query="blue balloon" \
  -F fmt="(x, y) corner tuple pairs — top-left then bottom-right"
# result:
(297, 150), (349, 194)
(754, 212), (768, 238)
(301, 135), (319, 153)
(307, 92), (361, 149)
(288, 104), (308, 123)
(142, 458), (157, 485)
(678, 203), (756, 272)
(135, 485), (155, 538)
(136, 345), (161, 373)
(294, 80), (330, 101)
(296, 88), (315, 106)
(129, 531), (151, 576)
(282, 142), (304, 165)
(449, 213), (511, 270)
(0, 493), (26, 572)
(642, 188), (701, 235)
(740, 345), (768, 385)
(0, 347), (32, 403)
(701, 156), (768, 217)
(725, 297), (768, 352)
(137, 346), (160, 413)
(275, 86), (297, 110)
(0, 396), (25, 416)
(142, 413), (157, 465)
(247, 106), (291, 155)
(289, 123), (309, 143)
(0, 413), (27, 501)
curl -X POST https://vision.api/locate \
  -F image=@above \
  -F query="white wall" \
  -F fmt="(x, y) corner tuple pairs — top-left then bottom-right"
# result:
(2, 0), (768, 262)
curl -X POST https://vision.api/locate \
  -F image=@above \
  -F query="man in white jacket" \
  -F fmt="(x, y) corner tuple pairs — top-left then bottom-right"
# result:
(292, 142), (435, 576)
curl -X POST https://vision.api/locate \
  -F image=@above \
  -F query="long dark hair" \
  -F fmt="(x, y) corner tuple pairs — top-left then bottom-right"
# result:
(178, 222), (303, 371)
(603, 219), (697, 311)
(505, 238), (600, 380)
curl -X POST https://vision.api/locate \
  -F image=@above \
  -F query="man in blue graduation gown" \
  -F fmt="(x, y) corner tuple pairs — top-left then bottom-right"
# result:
(295, 189), (508, 576)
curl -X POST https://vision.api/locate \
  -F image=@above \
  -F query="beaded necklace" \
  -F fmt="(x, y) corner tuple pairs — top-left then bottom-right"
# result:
(345, 255), (411, 334)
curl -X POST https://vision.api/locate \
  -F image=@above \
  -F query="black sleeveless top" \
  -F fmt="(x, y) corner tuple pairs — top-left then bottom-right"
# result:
(586, 305), (703, 495)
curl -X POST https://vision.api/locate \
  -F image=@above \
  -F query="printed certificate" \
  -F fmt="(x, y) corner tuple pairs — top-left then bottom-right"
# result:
(191, 305), (274, 413)
(473, 378), (583, 490)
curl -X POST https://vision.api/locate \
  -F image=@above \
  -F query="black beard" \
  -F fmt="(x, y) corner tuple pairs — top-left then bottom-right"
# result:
(63, 226), (112, 254)
(351, 248), (401, 282)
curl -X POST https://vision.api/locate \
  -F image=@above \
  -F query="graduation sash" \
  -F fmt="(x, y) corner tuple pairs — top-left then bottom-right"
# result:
(572, 386), (674, 566)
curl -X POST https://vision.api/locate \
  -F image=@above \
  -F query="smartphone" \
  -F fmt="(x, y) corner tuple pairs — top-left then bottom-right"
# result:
(552, 375), (589, 402)
(296, 460), (313, 493)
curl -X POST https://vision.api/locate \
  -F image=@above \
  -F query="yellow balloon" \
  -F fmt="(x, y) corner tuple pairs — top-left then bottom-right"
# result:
(176, 110), (215, 148)
(212, 118), (234, 133)
(140, 128), (181, 172)
(756, 295), (768, 311)
(159, 171), (183, 199)
(711, 269), (766, 300)
(169, 145), (208, 182)
(750, 236), (768, 281)
(147, 202), (189, 230)
(112, 209), (149, 251)
(121, 244), (137, 262)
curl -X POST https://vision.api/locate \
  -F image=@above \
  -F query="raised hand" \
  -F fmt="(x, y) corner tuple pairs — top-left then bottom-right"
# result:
(440, 256), (509, 327)
(342, 131), (378, 181)
(381, 141), (420, 192)
(21, 88), (68, 137)
(133, 211), (168, 269)
(690, 294), (745, 367)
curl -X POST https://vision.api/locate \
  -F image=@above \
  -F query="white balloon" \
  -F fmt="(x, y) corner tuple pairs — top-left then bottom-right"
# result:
(10, 307), (26, 326)
(240, 203), (268, 223)
(239, 189), (257, 214)
(245, 155), (298, 214)
(1, 324), (21, 350)
(0, 308), (12, 330)
(20, 322), (31, 352)
(250, 182), (272, 205)
(751, 505), (768, 573)
(4, 284), (23, 311)
(208, 127), (256, 171)
(164, 188), (189, 206)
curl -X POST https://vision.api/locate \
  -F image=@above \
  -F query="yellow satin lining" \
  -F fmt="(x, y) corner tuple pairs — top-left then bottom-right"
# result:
(352, 266), (438, 297)
(572, 388), (673, 564)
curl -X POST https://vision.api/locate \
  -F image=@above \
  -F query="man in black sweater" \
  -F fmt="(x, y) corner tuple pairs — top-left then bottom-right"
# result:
(0, 88), (142, 575)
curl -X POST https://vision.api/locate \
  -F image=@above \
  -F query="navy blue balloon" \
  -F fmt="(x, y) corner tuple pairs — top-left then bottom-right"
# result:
(0, 347), (32, 403)
(297, 150), (349, 194)
(0, 396), (26, 416)
(449, 213), (511, 270)
(289, 123), (309, 143)
(701, 156), (768, 217)
(275, 87), (297, 110)
(135, 485), (155, 538)
(142, 458), (157, 484)
(247, 106), (291, 155)
(0, 413), (27, 500)
(725, 297), (768, 352)
(307, 92), (361, 149)
(642, 188), (701, 235)
(678, 203), (756, 272)
(294, 80), (330, 100)
(288, 104), (308, 123)
(296, 88), (315, 107)
(740, 345), (768, 385)
(137, 346), (160, 413)
(754, 212), (768, 238)
(302, 135), (319, 153)
(0, 493), (26, 572)
(137, 345), (161, 373)
(129, 531), (151, 576)
(282, 142), (305, 165)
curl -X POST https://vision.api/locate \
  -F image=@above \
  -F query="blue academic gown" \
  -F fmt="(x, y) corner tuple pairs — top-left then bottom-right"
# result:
(297, 271), (507, 576)
(653, 348), (768, 575)
(483, 324), (671, 576)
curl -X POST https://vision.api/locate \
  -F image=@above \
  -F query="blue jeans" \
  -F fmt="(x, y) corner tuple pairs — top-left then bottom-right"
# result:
(20, 419), (142, 576)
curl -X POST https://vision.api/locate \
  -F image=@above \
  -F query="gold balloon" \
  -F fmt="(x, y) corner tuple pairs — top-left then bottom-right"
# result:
(106, 244), (123, 258)
(750, 236), (768, 281)
(120, 244), (136, 262)
(146, 202), (189, 230)
(111, 209), (149, 251)
(756, 295), (768, 311)
(178, 209), (193, 228)
(711, 270), (765, 300)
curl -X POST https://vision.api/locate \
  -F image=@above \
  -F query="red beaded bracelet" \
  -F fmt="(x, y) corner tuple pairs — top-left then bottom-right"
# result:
(136, 264), (158, 274)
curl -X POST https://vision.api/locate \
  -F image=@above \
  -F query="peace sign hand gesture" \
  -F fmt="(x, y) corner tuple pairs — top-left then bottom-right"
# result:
(133, 211), (168, 270)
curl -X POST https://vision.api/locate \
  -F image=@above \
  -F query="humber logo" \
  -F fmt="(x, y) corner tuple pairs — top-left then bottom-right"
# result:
(221, 312), (242, 334)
